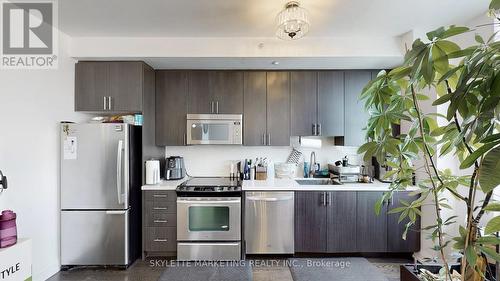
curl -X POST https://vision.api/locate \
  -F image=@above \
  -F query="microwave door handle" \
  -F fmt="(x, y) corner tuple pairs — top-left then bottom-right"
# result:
(116, 140), (123, 205)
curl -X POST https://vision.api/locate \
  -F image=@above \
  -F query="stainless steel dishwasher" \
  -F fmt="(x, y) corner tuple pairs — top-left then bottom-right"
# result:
(245, 192), (294, 254)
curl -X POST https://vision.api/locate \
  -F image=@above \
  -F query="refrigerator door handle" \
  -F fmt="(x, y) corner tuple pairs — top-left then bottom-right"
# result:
(116, 140), (124, 205)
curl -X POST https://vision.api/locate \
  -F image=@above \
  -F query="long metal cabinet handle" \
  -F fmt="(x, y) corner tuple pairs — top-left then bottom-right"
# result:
(320, 192), (325, 206)
(210, 101), (214, 113)
(328, 192), (332, 206)
(216, 101), (219, 114)
(262, 134), (265, 146)
(154, 239), (168, 242)
(318, 124), (322, 136)
(153, 194), (167, 198)
(312, 124), (317, 136)
(154, 220), (167, 223)
(153, 207), (167, 210)
(103, 96), (107, 110)
(108, 96), (112, 110)
(267, 134), (271, 146)
(116, 140), (124, 205)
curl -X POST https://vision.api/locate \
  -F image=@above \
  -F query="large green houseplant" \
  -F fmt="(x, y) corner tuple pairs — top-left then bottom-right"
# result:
(358, 2), (500, 280)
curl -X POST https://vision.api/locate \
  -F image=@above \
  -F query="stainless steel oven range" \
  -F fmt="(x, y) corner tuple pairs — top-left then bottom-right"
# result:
(176, 177), (242, 261)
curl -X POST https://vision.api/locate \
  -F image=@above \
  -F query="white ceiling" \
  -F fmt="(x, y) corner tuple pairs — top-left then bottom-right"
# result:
(60, 0), (489, 38)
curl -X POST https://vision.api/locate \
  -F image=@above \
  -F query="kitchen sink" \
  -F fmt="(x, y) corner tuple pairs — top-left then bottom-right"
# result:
(295, 179), (342, 185)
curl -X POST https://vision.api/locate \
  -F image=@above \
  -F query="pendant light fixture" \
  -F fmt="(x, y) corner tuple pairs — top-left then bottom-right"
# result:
(276, 1), (310, 40)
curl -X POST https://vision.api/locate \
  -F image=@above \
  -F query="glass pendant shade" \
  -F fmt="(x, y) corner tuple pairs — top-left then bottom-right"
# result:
(276, 1), (310, 40)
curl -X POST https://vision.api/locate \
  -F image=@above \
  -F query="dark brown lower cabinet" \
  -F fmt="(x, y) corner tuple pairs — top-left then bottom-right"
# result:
(295, 192), (327, 252)
(295, 191), (420, 254)
(143, 190), (177, 257)
(356, 191), (388, 252)
(327, 192), (357, 252)
(387, 192), (421, 252)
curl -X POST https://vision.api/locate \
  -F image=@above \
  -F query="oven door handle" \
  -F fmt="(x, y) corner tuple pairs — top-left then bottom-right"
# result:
(177, 200), (241, 204)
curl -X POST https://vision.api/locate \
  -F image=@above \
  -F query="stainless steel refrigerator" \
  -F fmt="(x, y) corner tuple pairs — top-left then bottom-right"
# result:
(60, 123), (141, 268)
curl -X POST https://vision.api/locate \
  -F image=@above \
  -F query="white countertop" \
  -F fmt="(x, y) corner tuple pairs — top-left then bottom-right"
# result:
(142, 177), (418, 192)
(141, 178), (188, 191)
(242, 178), (418, 192)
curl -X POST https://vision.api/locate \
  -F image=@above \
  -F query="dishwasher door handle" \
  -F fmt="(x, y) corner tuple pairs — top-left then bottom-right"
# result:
(246, 196), (293, 202)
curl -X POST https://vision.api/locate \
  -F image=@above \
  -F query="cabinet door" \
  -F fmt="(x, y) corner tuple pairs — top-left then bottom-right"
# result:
(108, 62), (143, 112)
(318, 71), (344, 136)
(295, 192), (327, 253)
(187, 71), (213, 114)
(290, 71), (318, 136)
(266, 72), (290, 146)
(155, 71), (188, 146)
(356, 192), (387, 252)
(387, 192), (421, 252)
(75, 62), (108, 111)
(243, 72), (267, 146)
(344, 71), (372, 146)
(212, 71), (243, 114)
(326, 192), (357, 252)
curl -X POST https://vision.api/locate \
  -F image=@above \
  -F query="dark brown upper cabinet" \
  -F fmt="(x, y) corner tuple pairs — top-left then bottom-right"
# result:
(75, 62), (108, 112)
(156, 71), (188, 146)
(187, 71), (243, 114)
(318, 71), (345, 137)
(344, 70), (373, 146)
(75, 61), (147, 112)
(212, 71), (243, 114)
(265, 72), (291, 146)
(291, 71), (318, 136)
(290, 71), (344, 137)
(243, 72), (267, 146)
(187, 71), (212, 114)
(244, 71), (290, 146)
(108, 62), (143, 112)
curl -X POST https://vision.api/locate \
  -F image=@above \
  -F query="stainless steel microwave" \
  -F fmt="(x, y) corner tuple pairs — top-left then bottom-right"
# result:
(186, 114), (242, 145)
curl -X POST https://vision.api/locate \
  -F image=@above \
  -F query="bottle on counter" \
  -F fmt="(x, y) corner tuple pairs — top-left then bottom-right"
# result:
(250, 163), (256, 180)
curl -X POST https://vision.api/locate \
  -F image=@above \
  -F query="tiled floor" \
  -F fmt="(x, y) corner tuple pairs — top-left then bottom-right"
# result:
(48, 258), (405, 281)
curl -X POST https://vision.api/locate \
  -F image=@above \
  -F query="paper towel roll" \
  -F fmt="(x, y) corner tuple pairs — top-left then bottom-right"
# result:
(145, 160), (160, 184)
(299, 137), (322, 149)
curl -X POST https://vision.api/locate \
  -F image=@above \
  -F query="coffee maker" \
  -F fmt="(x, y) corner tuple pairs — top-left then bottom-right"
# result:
(165, 156), (186, 180)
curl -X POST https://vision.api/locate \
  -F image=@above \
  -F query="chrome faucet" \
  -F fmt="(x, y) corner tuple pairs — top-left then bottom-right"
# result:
(309, 151), (316, 178)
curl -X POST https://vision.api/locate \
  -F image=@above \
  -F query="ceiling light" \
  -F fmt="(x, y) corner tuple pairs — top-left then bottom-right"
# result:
(276, 1), (310, 40)
(272, 61), (280, 65)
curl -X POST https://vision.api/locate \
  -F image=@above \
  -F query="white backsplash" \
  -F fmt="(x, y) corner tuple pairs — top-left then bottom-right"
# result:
(165, 137), (362, 178)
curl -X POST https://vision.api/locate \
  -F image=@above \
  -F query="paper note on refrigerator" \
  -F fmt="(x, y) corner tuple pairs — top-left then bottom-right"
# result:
(63, 137), (77, 160)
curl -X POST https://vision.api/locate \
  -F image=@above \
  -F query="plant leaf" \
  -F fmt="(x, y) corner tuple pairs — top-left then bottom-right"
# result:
(460, 141), (500, 169)
(490, 0), (500, 10)
(479, 146), (500, 193)
(465, 246), (477, 268)
(485, 216), (500, 235)
(484, 202), (500, 212)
